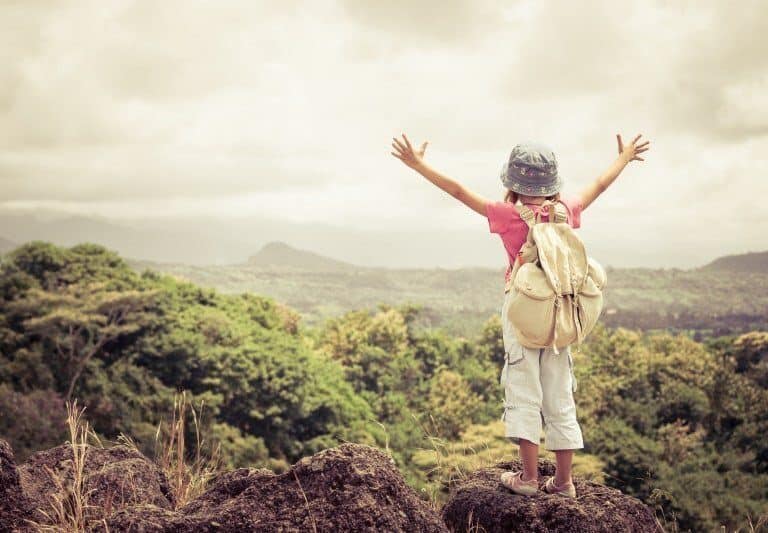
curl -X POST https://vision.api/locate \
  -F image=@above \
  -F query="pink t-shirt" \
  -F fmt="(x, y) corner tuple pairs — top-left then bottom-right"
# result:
(486, 197), (583, 283)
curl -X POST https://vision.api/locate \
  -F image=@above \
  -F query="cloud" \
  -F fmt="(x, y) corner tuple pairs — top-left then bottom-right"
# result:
(0, 0), (765, 268)
(645, 1), (768, 141)
(338, 0), (503, 47)
(0, 0), (374, 198)
(491, 0), (768, 142)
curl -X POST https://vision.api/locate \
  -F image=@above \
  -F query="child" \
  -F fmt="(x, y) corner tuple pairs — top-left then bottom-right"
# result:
(390, 132), (650, 498)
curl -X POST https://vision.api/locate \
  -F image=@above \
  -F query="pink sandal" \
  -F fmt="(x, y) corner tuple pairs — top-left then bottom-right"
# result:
(500, 471), (539, 496)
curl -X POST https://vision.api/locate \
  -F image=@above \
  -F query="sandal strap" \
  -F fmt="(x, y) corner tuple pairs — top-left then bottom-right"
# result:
(502, 471), (536, 488)
(546, 476), (571, 492)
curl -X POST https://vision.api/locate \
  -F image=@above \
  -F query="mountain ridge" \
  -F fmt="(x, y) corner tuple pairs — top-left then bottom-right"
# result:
(246, 241), (358, 271)
(0, 210), (747, 269)
(702, 250), (768, 273)
(243, 241), (768, 274)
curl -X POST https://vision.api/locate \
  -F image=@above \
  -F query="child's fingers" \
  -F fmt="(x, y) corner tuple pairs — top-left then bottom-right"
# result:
(391, 151), (404, 161)
(632, 133), (642, 144)
(392, 137), (407, 152)
(616, 134), (622, 153)
(392, 144), (409, 159)
(633, 156), (645, 161)
(402, 133), (413, 151)
(391, 141), (405, 154)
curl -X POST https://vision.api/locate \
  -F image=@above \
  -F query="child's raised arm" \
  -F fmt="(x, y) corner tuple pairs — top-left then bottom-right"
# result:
(391, 133), (489, 216)
(579, 133), (650, 210)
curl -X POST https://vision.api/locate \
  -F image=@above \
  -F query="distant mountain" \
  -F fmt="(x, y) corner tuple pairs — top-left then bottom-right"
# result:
(702, 251), (768, 273)
(0, 237), (16, 254)
(247, 241), (358, 272)
(135, 254), (768, 338)
(0, 212), (256, 265)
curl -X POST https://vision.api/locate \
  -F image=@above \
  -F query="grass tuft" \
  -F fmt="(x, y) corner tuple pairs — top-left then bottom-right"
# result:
(153, 390), (222, 508)
(26, 400), (96, 532)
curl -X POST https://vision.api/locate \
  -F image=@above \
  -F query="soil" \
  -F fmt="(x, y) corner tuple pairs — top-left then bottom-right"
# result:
(1, 437), (660, 533)
(102, 443), (447, 532)
(0, 438), (446, 532)
(1, 439), (32, 532)
(441, 458), (662, 533)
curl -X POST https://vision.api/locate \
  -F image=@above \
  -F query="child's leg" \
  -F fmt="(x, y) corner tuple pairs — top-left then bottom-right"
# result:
(553, 449), (574, 485)
(540, 345), (584, 481)
(518, 438), (540, 481)
(500, 294), (544, 481)
(499, 341), (544, 479)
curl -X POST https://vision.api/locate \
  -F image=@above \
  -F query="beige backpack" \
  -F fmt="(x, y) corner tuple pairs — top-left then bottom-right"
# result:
(504, 199), (607, 353)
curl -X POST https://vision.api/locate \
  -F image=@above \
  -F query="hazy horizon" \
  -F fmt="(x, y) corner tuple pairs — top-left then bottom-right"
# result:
(2, 0), (767, 269)
(1, 209), (762, 270)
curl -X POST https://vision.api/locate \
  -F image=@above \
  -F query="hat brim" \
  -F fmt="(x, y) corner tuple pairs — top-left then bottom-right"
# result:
(500, 163), (562, 196)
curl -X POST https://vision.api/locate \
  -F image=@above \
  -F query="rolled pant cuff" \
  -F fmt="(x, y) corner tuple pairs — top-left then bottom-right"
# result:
(544, 438), (584, 451)
(502, 407), (542, 444)
(544, 428), (584, 450)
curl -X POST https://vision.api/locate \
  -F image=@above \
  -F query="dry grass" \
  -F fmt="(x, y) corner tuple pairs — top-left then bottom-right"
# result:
(413, 414), (519, 510)
(465, 509), (488, 533)
(25, 400), (98, 533)
(25, 391), (222, 531)
(153, 390), (222, 509)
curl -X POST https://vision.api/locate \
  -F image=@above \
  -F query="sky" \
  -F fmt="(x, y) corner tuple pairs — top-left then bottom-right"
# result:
(1, 0), (767, 268)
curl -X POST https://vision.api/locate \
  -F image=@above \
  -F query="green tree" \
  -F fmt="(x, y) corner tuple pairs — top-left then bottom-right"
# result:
(426, 369), (482, 439)
(8, 283), (157, 399)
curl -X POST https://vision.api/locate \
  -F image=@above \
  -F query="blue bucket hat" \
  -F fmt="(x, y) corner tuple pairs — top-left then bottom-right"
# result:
(500, 141), (562, 196)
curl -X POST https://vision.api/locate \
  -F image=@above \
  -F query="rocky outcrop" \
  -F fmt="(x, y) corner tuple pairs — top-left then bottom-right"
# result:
(7, 441), (175, 530)
(0, 439), (32, 532)
(103, 443), (448, 532)
(0, 439), (446, 533)
(2, 437), (660, 533)
(19, 443), (175, 514)
(441, 458), (661, 533)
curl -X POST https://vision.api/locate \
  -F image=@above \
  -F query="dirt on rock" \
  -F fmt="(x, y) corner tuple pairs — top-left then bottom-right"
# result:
(2, 438), (445, 532)
(1, 439), (33, 532)
(441, 458), (662, 533)
(102, 443), (448, 532)
(3, 437), (661, 533)
(16, 442), (175, 528)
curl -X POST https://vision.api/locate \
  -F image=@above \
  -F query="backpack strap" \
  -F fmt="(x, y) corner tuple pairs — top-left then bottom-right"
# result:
(516, 203), (536, 228)
(539, 199), (568, 224)
(518, 200), (568, 225)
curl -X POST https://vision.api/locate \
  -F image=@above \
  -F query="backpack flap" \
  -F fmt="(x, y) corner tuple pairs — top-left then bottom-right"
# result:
(507, 263), (558, 348)
(532, 223), (589, 295)
(512, 262), (556, 300)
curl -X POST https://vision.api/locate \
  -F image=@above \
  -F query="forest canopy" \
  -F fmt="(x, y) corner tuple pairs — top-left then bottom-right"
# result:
(1, 242), (766, 532)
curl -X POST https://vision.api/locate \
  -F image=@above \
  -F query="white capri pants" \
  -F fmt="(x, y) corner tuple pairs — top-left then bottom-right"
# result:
(499, 289), (584, 451)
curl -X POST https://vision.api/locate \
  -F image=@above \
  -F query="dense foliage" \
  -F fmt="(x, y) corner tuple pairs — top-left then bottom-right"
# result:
(2, 242), (767, 531)
(0, 242), (373, 469)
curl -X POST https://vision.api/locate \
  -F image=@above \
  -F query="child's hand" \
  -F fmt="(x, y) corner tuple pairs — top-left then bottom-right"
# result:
(616, 133), (650, 163)
(391, 133), (428, 170)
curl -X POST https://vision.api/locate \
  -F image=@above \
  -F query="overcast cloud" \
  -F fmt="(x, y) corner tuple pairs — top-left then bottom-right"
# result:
(0, 0), (766, 268)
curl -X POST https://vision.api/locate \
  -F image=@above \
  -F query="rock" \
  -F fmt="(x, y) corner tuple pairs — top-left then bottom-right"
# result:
(0, 439), (33, 532)
(3, 439), (659, 533)
(102, 443), (447, 532)
(18, 443), (174, 527)
(441, 459), (660, 533)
